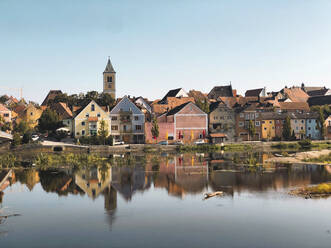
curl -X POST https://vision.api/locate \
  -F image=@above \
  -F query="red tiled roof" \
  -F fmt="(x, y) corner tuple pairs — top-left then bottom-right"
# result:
(278, 102), (310, 111)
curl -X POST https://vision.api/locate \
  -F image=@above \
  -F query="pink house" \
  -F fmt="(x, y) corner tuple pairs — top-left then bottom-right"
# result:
(0, 104), (12, 123)
(145, 102), (208, 143)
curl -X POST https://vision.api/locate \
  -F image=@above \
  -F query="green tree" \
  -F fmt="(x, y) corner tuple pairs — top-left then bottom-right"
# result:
(316, 108), (326, 139)
(151, 116), (159, 142)
(14, 120), (30, 135)
(98, 119), (109, 145)
(11, 132), (21, 147)
(196, 99), (209, 113)
(38, 108), (61, 133)
(248, 120), (256, 141)
(98, 93), (115, 107)
(22, 131), (32, 144)
(282, 116), (291, 141)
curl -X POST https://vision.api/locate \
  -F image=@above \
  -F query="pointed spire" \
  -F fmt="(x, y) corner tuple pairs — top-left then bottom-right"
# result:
(104, 57), (116, 73)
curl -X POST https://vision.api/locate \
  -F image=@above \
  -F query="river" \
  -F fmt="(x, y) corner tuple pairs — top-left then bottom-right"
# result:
(0, 152), (331, 248)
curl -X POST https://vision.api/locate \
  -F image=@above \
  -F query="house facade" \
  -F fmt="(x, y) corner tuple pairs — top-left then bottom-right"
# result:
(0, 103), (12, 123)
(145, 102), (208, 143)
(109, 96), (145, 144)
(305, 115), (320, 140)
(73, 100), (110, 138)
(16, 103), (43, 128)
(325, 115), (331, 140)
(209, 101), (235, 142)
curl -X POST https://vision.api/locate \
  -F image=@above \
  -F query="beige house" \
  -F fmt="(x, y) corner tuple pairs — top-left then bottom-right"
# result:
(0, 103), (12, 123)
(15, 103), (43, 128)
(73, 100), (111, 138)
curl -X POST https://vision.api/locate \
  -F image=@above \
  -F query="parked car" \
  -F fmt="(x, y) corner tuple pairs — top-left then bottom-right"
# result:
(173, 140), (184, 145)
(194, 139), (205, 145)
(31, 134), (39, 141)
(158, 140), (168, 145)
(114, 140), (125, 145)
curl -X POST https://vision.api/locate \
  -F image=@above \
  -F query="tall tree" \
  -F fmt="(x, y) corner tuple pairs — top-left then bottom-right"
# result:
(282, 116), (291, 141)
(98, 119), (109, 145)
(38, 108), (61, 133)
(316, 107), (326, 139)
(151, 116), (159, 142)
(14, 120), (30, 135)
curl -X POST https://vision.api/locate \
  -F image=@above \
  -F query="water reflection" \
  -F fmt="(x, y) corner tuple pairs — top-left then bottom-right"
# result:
(1, 153), (331, 225)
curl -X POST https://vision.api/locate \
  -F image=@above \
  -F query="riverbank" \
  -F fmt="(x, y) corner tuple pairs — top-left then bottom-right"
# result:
(290, 182), (331, 198)
(266, 149), (331, 165)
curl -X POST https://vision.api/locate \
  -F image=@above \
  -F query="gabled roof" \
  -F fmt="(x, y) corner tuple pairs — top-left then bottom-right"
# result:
(208, 85), (233, 99)
(209, 100), (230, 112)
(0, 103), (10, 112)
(110, 96), (143, 115)
(307, 88), (330, 97)
(245, 88), (263, 97)
(308, 95), (331, 106)
(278, 102), (310, 111)
(104, 58), (116, 73)
(160, 88), (188, 103)
(41, 90), (63, 106)
(166, 101), (206, 116)
(49, 102), (73, 120)
(281, 87), (309, 102)
(74, 100), (108, 119)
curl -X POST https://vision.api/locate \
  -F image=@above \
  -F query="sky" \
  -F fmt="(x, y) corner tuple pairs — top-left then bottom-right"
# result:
(1, 0), (331, 104)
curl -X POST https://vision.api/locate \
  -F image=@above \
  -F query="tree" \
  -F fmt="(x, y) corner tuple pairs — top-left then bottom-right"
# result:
(98, 119), (109, 145)
(196, 99), (209, 113)
(14, 120), (30, 135)
(98, 93), (115, 107)
(282, 116), (291, 141)
(151, 116), (159, 142)
(248, 120), (255, 141)
(291, 130), (296, 140)
(316, 108), (326, 139)
(22, 131), (32, 144)
(38, 108), (61, 133)
(11, 132), (21, 147)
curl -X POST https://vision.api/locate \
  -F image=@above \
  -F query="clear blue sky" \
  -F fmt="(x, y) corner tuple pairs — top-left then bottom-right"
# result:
(1, 0), (331, 104)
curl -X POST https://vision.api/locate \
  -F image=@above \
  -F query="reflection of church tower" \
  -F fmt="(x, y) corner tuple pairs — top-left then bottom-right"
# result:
(103, 57), (116, 99)
(104, 185), (117, 212)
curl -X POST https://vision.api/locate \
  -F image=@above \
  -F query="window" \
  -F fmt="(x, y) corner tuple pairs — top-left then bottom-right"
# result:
(82, 130), (85, 135)
(134, 116), (139, 121)
(255, 113), (259, 118)
(90, 130), (97, 136)
(269, 121), (272, 124)
(123, 125), (127, 132)
(91, 104), (95, 111)
(245, 114), (250, 119)
(296, 127), (298, 130)
(255, 121), (260, 126)
(107, 76), (112, 83)
(97, 113), (101, 117)
(30, 112), (33, 116)
(301, 120), (304, 124)
(111, 125), (118, 130)
(76, 132), (80, 135)
(264, 127), (267, 130)
(308, 127), (311, 130)
(309, 120), (311, 123)
(135, 125), (142, 130)
(250, 113), (255, 119)
(239, 122), (244, 127)
(85, 113), (89, 117)
(240, 113), (244, 118)
(4, 113), (9, 117)
(111, 116), (117, 121)
(301, 127), (303, 130)
(295, 120), (297, 123)
(82, 121), (85, 126)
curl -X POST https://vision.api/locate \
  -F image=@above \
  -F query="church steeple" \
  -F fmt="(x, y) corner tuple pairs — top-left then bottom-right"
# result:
(103, 57), (116, 99)
(104, 57), (116, 73)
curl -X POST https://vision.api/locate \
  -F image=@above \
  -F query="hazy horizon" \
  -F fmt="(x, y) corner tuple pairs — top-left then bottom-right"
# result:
(1, 0), (331, 104)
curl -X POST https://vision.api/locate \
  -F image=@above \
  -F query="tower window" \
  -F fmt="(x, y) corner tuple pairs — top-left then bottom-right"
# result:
(107, 76), (112, 83)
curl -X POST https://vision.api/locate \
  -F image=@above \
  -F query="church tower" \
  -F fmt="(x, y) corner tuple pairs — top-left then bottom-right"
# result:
(103, 57), (116, 99)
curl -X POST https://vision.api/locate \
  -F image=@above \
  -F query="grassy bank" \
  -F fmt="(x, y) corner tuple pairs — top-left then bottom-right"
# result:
(224, 143), (253, 152)
(290, 182), (331, 198)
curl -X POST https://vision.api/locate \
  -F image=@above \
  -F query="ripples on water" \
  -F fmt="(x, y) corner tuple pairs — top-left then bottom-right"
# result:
(0, 153), (331, 248)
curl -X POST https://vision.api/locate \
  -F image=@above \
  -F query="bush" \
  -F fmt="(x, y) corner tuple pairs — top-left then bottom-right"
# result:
(298, 139), (312, 149)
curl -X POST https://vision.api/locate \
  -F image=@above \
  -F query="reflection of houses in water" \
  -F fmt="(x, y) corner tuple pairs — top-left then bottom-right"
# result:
(209, 163), (331, 194)
(152, 154), (209, 198)
(103, 185), (117, 227)
(0, 170), (14, 204)
(15, 169), (40, 191)
(75, 167), (112, 199)
(111, 166), (151, 201)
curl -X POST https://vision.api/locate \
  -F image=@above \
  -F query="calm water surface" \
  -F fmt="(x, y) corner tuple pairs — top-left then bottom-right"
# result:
(1, 154), (331, 248)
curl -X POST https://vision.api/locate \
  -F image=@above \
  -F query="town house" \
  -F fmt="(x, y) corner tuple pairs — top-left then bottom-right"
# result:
(109, 96), (145, 144)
